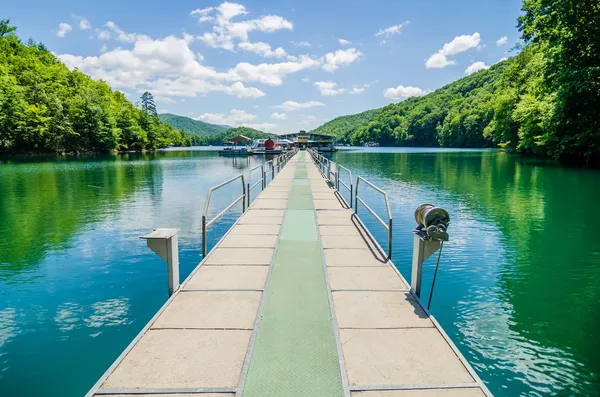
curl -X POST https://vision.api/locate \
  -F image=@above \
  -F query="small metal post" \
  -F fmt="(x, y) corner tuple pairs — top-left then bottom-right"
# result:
(411, 234), (441, 298)
(202, 216), (207, 257)
(242, 175), (247, 212)
(141, 228), (180, 296)
(247, 182), (251, 207)
(350, 183), (353, 209)
(388, 218), (393, 259)
(263, 171), (266, 188)
(272, 163), (275, 179)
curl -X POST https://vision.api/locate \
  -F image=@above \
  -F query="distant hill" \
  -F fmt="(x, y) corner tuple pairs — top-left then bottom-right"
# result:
(309, 58), (513, 147)
(309, 109), (377, 143)
(158, 113), (229, 136)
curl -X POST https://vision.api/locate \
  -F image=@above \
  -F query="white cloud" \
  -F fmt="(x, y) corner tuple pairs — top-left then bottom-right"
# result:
(193, 2), (293, 51)
(226, 56), (321, 86)
(496, 36), (508, 46)
(425, 52), (456, 68)
(196, 109), (256, 125)
(238, 41), (288, 59)
(79, 18), (91, 30)
(350, 87), (365, 95)
(271, 112), (288, 120)
(338, 38), (351, 45)
(274, 100), (325, 112)
(56, 23), (72, 38)
(322, 48), (363, 72)
(59, 28), (320, 98)
(196, 109), (279, 132)
(301, 77), (310, 82)
(190, 7), (215, 22)
(225, 81), (265, 98)
(100, 44), (108, 53)
(292, 40), (311, 47)
(97, 30), (111, 40)
(425, 32), (481, 69)
(464, 61), (489, 75)
(499, 57), (508, 62)
(299, 115), (317, 127)
(244, 123), (279, 133)
(155, 96), (176, 104)
(383, 85), (425, 100)
(375, 21), (409, 37)
(314, 81), (345, 96)
(105, 21), (149, 42)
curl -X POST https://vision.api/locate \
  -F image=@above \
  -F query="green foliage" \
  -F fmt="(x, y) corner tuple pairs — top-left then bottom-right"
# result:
(332, 62), (510, 148)
(0, 24), (187, 154)
(311, 0), (599, 164)
(217, 126), (269, 142)
(158, 113), (229, 137)
(309, 109), (377, 143)
(515, 0), (600, 162)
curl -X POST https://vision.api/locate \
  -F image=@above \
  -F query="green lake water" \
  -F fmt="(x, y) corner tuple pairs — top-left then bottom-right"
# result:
(1, 147), (599, 396)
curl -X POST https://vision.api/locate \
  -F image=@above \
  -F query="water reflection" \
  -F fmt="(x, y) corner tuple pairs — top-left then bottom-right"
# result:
(329, 148), (600, 395)
(0, 149), (268, 396)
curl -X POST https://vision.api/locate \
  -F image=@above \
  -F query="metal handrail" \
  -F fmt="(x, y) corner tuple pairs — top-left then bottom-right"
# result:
(337, 165), (353, 208)
(355, 176), (393, 259)
(202, 174), (246, 257)
(247, 164), (265, 206)
(264, 159), (275, 181)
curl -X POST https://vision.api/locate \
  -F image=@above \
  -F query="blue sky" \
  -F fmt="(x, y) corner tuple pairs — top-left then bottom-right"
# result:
(4, 0), (523, 133)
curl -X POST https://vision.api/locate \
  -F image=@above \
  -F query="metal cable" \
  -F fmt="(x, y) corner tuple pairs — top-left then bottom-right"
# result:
(427, 241), (444, 310)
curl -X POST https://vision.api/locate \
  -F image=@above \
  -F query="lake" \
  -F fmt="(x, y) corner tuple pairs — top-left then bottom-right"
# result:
(1, 147), (599, 396)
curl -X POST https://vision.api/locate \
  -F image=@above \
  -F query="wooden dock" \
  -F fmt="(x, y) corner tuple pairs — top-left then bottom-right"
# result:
(87, 151), (491, 397)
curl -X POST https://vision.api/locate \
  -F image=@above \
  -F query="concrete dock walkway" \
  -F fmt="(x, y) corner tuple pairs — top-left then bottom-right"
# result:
(88, 151), (490, 397)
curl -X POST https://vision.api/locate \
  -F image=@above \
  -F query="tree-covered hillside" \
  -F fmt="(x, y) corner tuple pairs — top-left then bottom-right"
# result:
(312, 0), (599, 164)
(0, 19), (187, 154)
(158, 113), (229, 137)
(309, 109), (377, 143)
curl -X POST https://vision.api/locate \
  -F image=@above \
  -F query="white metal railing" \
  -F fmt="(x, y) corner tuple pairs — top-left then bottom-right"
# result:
(308, 148), (392, 258)
(202, 174), (246, 257)
(202, 148), (298, 257)
(247, 164), (265, 206)
(336, 164), (353, 208)
(355, 176), (393, 259)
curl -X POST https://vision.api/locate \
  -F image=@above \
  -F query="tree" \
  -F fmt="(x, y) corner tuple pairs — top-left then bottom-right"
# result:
(140, 91), (158, 119)
(518, 0), (600, 162)
(0, 18), (16, 37)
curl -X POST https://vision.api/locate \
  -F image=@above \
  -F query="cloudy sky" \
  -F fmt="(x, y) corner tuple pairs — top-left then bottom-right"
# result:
(5, 0), (521, 133)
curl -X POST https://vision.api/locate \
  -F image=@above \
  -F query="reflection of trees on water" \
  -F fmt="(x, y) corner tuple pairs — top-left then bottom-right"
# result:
(0, 159), (158, 280)
(330, 150), (600, 392)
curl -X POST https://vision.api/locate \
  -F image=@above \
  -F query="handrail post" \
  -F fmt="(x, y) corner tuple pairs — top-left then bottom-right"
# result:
(262, 165), (265, 189)
(241, 175), (246, 212)
(202, 215), (207, 257)
(350, 182), (353, 209)
(388, 218), (393, 259)
(141, 228), (180, 296)
(247, 181), (251, 207)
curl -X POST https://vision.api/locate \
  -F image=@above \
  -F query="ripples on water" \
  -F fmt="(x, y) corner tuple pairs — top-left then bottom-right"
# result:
(1, 148), (600, 396)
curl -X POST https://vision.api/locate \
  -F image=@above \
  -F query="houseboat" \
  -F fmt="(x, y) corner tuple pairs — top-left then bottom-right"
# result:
(219, 135), (253, 156)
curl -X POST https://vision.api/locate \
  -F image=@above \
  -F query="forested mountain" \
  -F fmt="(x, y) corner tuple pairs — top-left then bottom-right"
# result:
(312, 0), (599, 164)
(309, 109), (377, 143)
(186, 126), (269, 146)
(0, 19), (187, 154)
(158, 113), (229, 137)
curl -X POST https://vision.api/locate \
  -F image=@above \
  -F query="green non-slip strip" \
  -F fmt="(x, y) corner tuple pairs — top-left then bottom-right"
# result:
(241, 152), (344, 397)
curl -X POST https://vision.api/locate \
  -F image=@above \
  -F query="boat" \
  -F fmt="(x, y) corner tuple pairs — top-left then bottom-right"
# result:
(219, 135), (253, 156)
(252, 138), (284, 155)
(364, 142), (380, 147)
